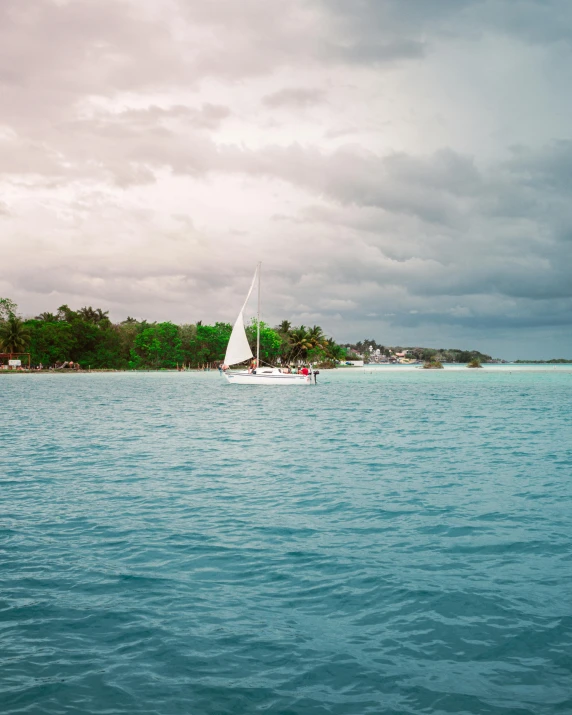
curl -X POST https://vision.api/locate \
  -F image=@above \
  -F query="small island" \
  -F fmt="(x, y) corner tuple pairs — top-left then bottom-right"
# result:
(422, 360), (444, 369)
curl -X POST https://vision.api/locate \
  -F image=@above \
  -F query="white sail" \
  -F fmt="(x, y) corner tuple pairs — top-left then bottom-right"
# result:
(224, 310), (253, 366)
(223, 265), (259, 366)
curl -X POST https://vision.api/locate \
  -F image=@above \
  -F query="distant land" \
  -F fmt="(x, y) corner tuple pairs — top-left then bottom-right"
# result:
(1, 298), (570, 370)
(513, 359), (572, 364)
(342, 340), (498, 364)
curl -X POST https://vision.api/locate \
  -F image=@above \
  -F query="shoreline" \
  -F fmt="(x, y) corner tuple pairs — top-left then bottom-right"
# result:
(2, 363), (572, 376)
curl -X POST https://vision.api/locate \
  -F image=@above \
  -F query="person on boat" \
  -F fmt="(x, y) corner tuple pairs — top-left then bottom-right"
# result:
(300, 365), (309, 376)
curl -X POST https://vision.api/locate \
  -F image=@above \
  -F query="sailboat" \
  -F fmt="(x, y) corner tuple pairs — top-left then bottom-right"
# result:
(221, 263), (317, 385)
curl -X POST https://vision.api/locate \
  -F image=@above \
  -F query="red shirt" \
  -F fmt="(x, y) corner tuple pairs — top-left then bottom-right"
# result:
(300, 367), (309, 375)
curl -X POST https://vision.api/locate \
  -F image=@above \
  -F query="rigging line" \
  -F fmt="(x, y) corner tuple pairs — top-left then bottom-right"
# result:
(256, 261), (261, 367)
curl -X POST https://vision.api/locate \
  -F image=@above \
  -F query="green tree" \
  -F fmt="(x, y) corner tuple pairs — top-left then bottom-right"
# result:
(51, 305), (120, 367)
(115, 321), (141, 366)
(287, 326), (314, 363)
(276, 320), (292, 335)
(78, 306), (109, 324)
(423, 359), (444, 369)
(270, 322), (342, 366)
(307, 325), (325, 347)
(0, 297), (17, 321)
(56, 304), (75, 322)
(35, 312), (59, 322)
(421, 348), (438, 361)
(318, 337), (344, 366)
(26, 320), (75, 365)
(130, 322), (183, 369)
(179, 323), (198, 365)
(185, 323), (232, 367)
(0, 316), (31, 353)
(246, 320), (282, 365)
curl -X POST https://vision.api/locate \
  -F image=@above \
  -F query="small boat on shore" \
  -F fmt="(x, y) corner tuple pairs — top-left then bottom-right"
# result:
(222, 263), (317, 385)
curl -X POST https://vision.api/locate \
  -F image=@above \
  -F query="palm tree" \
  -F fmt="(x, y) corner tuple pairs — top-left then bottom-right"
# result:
(57, 304), (73, 322)
(77, 306), (109, 324)
(307, 325), (325, 348)
(323, 337), (343, 360)
(78, 306), (96, 322)
(0, 297), (17, 321)
(273, 320), (291, 364)
(0, 316), (31, 353)
(288, 326), (313, 362)
(94, 308), (109, 323)
(78, 306), (100, 322)
(35, 312), (58, 322)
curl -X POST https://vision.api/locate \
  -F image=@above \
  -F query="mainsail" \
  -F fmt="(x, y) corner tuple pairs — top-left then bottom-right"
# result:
(223, 265), (259, 366)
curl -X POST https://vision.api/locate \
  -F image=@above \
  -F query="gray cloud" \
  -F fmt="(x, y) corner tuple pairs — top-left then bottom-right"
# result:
(1, 0), (572, 358)
(502, 141), (572, 192)
(322, 0), (572, 49)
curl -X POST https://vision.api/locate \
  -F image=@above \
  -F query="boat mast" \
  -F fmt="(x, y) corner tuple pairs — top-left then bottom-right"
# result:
(256, 262), (261, 367)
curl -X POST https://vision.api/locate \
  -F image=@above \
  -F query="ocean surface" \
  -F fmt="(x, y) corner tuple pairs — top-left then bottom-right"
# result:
(1, 367), (571, 715)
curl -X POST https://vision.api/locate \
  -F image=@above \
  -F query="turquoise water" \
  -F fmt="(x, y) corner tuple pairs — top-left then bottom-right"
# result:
(1, 369), (571, 714)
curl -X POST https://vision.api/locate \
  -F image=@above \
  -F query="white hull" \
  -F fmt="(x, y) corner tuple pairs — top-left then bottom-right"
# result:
(223, 369), (315, 385)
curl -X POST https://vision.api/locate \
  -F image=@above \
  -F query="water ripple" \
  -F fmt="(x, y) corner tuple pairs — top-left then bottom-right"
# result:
(1, 369), (571, 714)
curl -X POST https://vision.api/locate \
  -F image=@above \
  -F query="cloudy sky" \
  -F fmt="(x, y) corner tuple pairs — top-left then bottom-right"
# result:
(1, 0), (571, 358)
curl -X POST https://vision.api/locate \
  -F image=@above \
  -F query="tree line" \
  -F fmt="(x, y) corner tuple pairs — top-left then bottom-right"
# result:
(0, 299), (345, 369)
